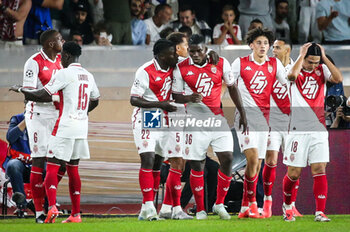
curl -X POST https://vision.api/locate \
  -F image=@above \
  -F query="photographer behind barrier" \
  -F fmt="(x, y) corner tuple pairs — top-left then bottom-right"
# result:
(328, 95), (350, 129)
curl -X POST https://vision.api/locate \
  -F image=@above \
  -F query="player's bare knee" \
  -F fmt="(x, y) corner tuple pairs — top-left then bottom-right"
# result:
(190, 160), (205, 172)
(32, 157), (46, 169)
(287, 167), (301, 180)
(153, 154), (164, 170)
(140, 152), (155, 169)
(169, 157), (183, 170)
(311, 163), (327, 175)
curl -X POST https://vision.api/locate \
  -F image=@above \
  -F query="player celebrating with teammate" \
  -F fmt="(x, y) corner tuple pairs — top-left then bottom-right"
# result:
(172, 34), (247, 220)
(262, 39), (301, 218)
(11, 41), (100, 223)
(231, 28), (287, 219)
(22, 29), (65, 223)
(282, 43), (342, 222)
(130, 39), (180, 220)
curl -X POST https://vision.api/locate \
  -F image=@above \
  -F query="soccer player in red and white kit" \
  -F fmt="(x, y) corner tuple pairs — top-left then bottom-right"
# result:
(282, 43), (342, 222)
(130, 39), (180, 220)
(22, 29), (65, 223)
(262, 39), (301, 217)
(11, 41), (100, 223)
(172, 34), (247, 220)
(231, 28), (287, 219)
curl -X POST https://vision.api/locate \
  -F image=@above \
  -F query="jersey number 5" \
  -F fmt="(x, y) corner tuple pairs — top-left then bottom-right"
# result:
(78, 84), (88, 110)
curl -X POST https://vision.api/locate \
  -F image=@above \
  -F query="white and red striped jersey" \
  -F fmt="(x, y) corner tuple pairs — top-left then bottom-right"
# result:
(269, 58), (294, 131)
(172, 57), (234, 116)
(231, 53), (286, 131)
(130, 59), (174, 125)
(289, 64), (331, 133)
(23, 49), (62, 114)
(44, 63), (100, 139)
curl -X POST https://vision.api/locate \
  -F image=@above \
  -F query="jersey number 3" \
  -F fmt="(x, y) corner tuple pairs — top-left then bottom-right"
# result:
(78, 83), (88, 110)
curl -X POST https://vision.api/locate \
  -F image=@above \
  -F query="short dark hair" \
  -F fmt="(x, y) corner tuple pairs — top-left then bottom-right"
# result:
(153, 38), (174, 56)
(245, 27), (274, 46)
(39, 29), (58, 45)
(63, 41), (82, 57)
(93, 21), (109, 35)
(166, 32), (186, 45)
(275, 0), (289, 8)
(188, 34), (204, 45)
(179, 26), (192, 37)
(179, 4), (193, 13)
(222, 4), (234, 13)
(154, 3), (171, 16)
(305, 43), (321, 58)
(159, 27), (174, 39)
(250, 18), (263, 25)
(275, 38), (292, 50)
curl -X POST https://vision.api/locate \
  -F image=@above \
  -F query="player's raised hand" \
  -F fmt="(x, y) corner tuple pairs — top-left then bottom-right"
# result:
(317, 43), (326, 58)
(190, 93), (203, 103)
(299, 43), (312, 58)
(208, 50), (219, 65)
(9, 85), (23, 93)
(159, 100), (177, 112)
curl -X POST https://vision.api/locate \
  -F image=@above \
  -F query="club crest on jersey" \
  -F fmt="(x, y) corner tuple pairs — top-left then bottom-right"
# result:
(315, 69), (321, 76)
(244, 137), (250, 145)
(33, 145), (38, 153)
(290, 154), (295, 162)
(142, 140), (149, 148)
(175, 145), (181, 153)
(211, 65), (217, 74)
(143, 109), (162, 128)
(185, 147), (190, 155)
(268, 64), (273, 73)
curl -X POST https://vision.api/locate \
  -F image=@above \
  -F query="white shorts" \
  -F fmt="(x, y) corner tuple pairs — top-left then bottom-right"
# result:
(132, 118), (183, 158)
(183, 124), (233, 161)
(47, 136), (90, 162)
(25, 111), (58, 158)
(235, 129), (268, 159)
(283, 132), (329, 167)
(267, 131), (288, 152)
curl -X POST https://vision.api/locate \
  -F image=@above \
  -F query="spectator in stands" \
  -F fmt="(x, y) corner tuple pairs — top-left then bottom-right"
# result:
(71, 1), (93, 44)
(330, 105), (350, 128)
(130, 0), (147, 45)
(159, 27), (174, 39)
(238, 0), (274, 38)
(88, 0), (103, 24)
(316, 0), (350, 44)
(4, 113), (32, 218)
(0, 0), (31, 47)
(298, 0), (322, 44)
(144, 3), (172, 45)
(92, 21), (112, 46)
(23, 0), (64, 45)
(171, 5), (212, 44)
(248, 19), (263, 31)
(179, 25), (192, 39)
(273, 0), (291, 44)
(102, 0), (132, 44)
(213, 4), (242, 45)
(70, 30), (83, 45)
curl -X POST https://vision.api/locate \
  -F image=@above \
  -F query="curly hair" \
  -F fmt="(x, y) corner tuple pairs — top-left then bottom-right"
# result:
(63, 41), (82, 57)
(245, 27), (274, 46)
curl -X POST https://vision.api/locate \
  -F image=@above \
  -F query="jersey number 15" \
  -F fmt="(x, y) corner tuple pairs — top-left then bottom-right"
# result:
(78, 83), (88, 110)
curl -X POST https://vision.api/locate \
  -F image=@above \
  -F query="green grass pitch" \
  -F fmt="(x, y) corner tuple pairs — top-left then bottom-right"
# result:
(1, 215), (350, 232)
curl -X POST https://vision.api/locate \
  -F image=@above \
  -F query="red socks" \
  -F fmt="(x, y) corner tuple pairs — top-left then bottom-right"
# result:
(245, 173), (258, 203)
(262, 164), (277, 197)
(167, 168), (182, 207)
(152, 170), (160, 201)
(190, 170), (205, 212)
(283, 174), (298, 205)
(291, 179), (300, 203)
(67, 164), (81, 216)
(57, 169), (65, 183)
(139, 168), (154, 203)
(44, 162), (60, 207)
(30, 166), (45, 212)
(313, 174), (328, 212)
(216, 170), (232, 205)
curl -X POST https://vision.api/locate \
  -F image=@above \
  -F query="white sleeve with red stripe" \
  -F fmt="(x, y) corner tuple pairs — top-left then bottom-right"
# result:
(172, 65), (184, 94)
(23, 58), (39, 89)
(321, 64), (332, 82)
(44, 69), (69, 95)
(130, 67), (149, 98)
(90, 75), (100, 100)
(275, 58), (287, 85)
(231, 57), (241, 83)
(222, 57), (234, 86)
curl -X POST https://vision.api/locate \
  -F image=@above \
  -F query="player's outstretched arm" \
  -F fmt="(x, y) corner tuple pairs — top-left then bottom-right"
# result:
(288, 43), (312, 81)
(227, 85), (247, 132)
(130, 96), (177, 112)
(9, 85), (52, 102)
(172, 93), (202, 104)
(88, 99), (99, 112)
